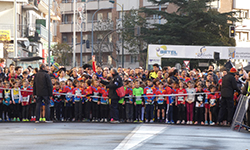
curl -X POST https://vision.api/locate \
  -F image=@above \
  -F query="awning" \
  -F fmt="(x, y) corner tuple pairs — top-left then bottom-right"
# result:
(12, 56), (44, 62)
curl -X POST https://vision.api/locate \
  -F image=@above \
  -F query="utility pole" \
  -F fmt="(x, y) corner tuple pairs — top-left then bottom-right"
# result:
(73, 0), (76, 67)
(14, 0), (17, 59)
(48, 0), (51, 66)
(121, 4), (124, 68)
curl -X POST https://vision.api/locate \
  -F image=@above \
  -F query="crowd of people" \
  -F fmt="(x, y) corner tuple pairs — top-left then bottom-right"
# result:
(0, 58), (249, 127)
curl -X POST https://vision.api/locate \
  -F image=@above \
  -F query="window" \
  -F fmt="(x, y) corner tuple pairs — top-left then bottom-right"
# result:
(118, 12), (122, 20)
(72, 37), (77, 43)
(108, 34), (112, 43)
(108, 12), (112, 20)
(108, 55), (112, 65)
(131, 55), (138, 63)
(242, 32), (249, 41)
(97, 13), (103, 21)
(97, 34), (103, 43)
(62, 35), (67, 43)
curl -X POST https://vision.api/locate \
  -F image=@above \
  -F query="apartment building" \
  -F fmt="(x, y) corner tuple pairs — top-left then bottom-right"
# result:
(59, 0), (172, 68)
(210, 0), (250, 66)
(0, 0), (61, 67)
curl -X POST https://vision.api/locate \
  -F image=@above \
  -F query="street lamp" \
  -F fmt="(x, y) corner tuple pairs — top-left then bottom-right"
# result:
(91, 7), (114, 59)
(109, 0), (124, 68)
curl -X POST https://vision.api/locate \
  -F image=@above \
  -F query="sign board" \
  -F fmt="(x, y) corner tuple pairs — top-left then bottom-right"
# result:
(147, 45), (250, 62)
(199, 62), (209, 67)
(0, 30), (11, 41)
(148, 57), (161, 65)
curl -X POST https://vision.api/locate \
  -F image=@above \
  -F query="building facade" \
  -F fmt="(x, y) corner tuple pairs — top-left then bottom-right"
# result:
(0, 0), (61, 68)
(59, 0), (171, 68)
(213, 0), (250, 67)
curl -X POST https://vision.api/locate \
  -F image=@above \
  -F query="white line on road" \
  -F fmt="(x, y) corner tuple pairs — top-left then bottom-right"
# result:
(114, 125), (167, 150)
(14, 130), (23, 133)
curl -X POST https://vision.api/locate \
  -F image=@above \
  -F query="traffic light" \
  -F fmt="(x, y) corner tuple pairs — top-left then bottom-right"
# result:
(229, 25), (235, 38)
(86, 40), (90, 48)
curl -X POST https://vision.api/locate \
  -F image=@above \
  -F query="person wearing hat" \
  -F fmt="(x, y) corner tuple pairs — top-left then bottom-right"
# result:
(217, 67), (240, 125)
(51, 62), (60, 78)
(149, 63), (160, 79)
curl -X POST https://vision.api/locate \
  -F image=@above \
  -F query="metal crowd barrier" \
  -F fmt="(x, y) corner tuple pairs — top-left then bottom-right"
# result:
(231, 94), (250, 132)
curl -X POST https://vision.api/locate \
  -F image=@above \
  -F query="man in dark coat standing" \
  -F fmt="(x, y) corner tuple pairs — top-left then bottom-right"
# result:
(33, 64), (53, 122)
(217, 68), (240, 125)
(101, 68), (123, 123)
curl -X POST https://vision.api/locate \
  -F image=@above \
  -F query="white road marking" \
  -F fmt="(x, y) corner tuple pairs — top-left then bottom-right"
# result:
(114, 125), (167, 150)
(14, 130), (23, 133)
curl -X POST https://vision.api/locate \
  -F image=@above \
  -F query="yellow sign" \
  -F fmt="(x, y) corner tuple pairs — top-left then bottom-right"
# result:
(0, 30), (11, 41)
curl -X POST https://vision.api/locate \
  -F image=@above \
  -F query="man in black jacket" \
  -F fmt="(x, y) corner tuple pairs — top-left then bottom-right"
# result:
(217, 68), (240, 125)
(101, 68), (123, 123)
(33, 64), (53, 122)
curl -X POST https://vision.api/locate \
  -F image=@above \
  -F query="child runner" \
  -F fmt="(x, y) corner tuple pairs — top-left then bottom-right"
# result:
(144, 79), (156, 123)
(133, 80), (144, 123)
(11, 81), (21, 121)
(100, 83), (109, 122)
(207, 85), (219, 125)
(204, 80), (211, 125)
(21, 80), (32, 121)
(156, 82), (166, 123)
(194, 85), (205, 125)
(186, 81), (196, 124)
(91, 79), (102, 122)
(125, 79), (134, 122)
(176, 81), (187, 124)
(3, 82), (12, 121)
(73, 80), (84, 121)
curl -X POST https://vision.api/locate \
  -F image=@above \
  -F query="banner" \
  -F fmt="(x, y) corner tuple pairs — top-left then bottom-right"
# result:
(148, 44), (250, 61)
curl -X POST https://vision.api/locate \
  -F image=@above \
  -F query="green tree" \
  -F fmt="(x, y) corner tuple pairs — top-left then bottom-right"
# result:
(141, 0), (239, 46)
(51, 43), (73, 66)
(122, 9), (148, 68)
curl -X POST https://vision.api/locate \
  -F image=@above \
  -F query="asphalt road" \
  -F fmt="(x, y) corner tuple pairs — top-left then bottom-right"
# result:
(0, 123), (249, 150)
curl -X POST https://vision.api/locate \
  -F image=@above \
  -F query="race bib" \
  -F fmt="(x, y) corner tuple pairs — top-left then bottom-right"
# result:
(0, 93), (2, 98)
(23, 97), (29, 102)
(178, 96), (184, 101)
(210, 99), (215, 105)
(14, 95), (19, 100)
(136, 97), (141, 101)
(5, 93), (10, 99)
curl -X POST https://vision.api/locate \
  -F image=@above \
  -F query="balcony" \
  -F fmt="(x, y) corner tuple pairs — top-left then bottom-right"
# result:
(86, 0), (113, 10)
(60, 20), (113, 33)
(38, 0), (55, 15)
(60, 0), (113, 12)
(146, 17), (167, 25)
(36, 24), (52, 42)
(0, 24), (27, 39)
(0, 24), (52, 42)
(233, 0), (250, 10)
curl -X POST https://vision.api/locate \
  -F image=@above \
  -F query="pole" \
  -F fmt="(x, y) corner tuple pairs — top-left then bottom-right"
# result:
(73, 0), (76, 67)
(48, 0), (51, 66)
(159, 3), (161, 24)
(14, 0), (17, 59)
(80, 22), (83, 66)
(121, 4), (124, 68)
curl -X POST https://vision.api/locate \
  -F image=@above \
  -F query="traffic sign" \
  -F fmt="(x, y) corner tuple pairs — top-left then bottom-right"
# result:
(183, 60), (190, 70)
